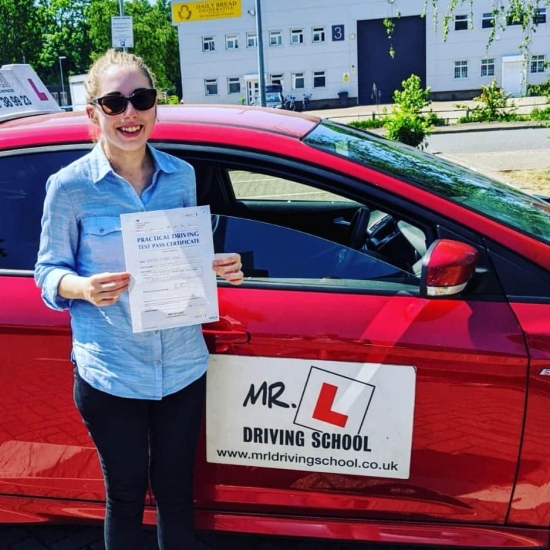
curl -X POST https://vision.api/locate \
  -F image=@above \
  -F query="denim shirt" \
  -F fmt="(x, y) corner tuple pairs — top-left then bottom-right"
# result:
(35, 142), (209, 400)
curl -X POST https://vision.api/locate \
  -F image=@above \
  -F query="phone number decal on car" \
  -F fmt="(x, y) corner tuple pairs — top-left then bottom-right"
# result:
(206, 356), (416, 479)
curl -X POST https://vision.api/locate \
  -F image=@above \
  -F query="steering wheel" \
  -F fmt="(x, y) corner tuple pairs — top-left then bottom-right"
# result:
(348, 206), (371, 250)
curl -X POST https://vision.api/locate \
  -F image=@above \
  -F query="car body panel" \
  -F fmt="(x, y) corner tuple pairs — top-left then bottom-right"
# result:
(193, 286), (528, 524)
(507, 303), (550, 527)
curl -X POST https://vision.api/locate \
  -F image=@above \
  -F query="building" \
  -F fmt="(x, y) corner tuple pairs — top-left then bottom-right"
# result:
(172, 0), (550, 108)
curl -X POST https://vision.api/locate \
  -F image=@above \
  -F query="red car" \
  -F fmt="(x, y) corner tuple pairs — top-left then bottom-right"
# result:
(2, 71), (550, 549)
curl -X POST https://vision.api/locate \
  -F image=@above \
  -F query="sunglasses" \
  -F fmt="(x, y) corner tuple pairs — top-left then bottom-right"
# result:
(91, 88), (157, 116)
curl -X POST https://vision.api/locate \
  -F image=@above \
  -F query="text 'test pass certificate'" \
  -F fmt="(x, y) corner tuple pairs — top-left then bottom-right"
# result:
(120, 206), (219, 333)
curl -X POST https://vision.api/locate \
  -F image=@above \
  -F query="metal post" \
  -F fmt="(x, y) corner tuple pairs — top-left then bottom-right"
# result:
(254, 0), (266, 107)
(58, 56), (66, 105)
(119, 0), (127, 52)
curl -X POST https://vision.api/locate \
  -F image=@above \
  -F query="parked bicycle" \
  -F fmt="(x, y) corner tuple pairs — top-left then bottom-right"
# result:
(283, 95), (296, 111)
(302, 93), (312, 111)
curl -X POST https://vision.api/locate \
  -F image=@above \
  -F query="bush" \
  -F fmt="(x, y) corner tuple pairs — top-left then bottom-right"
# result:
(384, 74), (434, 148)
(530, 106), (550, 122)
(459, 80), (516, 122)
(158, 94), (180, 105)
(385, 111), (431, 148)
(348, 118), (385, 130)
(527, 79), (550, 98)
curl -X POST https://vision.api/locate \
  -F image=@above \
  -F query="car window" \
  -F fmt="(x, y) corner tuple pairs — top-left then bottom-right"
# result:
(224, 167), (427, 280)
(213, 215), (419, 292)
(0, 150), (85, 271)
(305, 120), (550, 246)
(229, 170), (354, 202)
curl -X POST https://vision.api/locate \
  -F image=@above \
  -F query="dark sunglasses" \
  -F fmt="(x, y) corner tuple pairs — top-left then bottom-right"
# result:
(91, 88), (157, 116)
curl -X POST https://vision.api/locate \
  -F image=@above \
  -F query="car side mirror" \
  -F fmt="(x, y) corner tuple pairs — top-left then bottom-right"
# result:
(420, 239), (478, 297)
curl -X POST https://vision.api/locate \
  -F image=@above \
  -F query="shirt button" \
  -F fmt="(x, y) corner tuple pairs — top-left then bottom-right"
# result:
(155, 360), (162, 366)
(155, 330), (159, 334)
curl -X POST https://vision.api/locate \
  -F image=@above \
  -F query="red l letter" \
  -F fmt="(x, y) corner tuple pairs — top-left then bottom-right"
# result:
(28, 78), (48, 101)
(312, 383), (348, 428)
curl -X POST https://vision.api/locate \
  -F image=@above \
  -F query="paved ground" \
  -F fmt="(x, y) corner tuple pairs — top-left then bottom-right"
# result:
(0, 524), (388, 549)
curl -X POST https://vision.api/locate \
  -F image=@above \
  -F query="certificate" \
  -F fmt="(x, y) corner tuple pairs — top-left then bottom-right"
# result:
(120, 206), (219, 333)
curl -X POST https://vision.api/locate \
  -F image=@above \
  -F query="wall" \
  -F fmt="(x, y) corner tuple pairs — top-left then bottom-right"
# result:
(173, 0), (550, 106)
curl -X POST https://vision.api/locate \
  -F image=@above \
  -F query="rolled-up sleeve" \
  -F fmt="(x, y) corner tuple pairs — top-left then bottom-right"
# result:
(35, 174), (79, 311)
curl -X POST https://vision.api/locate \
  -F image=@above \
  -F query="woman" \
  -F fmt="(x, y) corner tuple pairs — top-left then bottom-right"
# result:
(35, 49), (243, 550)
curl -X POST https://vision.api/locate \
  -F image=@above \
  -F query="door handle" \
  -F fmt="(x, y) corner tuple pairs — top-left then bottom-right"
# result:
(202, 323), (250, 353)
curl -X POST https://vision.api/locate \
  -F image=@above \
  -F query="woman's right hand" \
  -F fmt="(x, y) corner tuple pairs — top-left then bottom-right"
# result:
(81, 272), (130, 307)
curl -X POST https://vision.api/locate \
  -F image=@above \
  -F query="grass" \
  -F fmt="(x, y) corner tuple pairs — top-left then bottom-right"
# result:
(499, 168), (550, 195)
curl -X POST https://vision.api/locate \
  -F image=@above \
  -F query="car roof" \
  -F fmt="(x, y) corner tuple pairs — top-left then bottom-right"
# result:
(0, 104), (320, 149)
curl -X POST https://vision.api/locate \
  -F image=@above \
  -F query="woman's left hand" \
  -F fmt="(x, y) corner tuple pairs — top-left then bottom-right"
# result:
(212, 253), (244, 285)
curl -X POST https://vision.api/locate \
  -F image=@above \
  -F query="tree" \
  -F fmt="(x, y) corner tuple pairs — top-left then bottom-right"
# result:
(85, 0), (180, 96)
(34, 0), (93, 84)
(0, 0), (44, 66)
(124, 0), (180, 95)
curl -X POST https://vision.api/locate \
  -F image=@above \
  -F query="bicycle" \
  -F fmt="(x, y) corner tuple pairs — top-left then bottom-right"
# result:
(284, 95), (296, 111)
(302, 93), (312, 111)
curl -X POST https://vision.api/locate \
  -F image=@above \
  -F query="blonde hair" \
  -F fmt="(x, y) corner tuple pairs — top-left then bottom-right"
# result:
(84, 49), (156, 104)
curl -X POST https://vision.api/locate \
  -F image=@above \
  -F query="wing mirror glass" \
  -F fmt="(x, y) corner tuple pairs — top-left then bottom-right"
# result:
(420, 239), (478, 297)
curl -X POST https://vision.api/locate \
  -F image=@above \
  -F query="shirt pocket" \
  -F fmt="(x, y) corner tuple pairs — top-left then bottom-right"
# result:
(79, 216), (126, 273)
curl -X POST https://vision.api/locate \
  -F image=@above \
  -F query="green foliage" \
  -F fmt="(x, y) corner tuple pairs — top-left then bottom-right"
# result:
(385, 111), (432, 148)
(0, 0), (44, 66)
(530, 106), (550, 121)
(384, 74), (434, 148)
(386, 1), (550, 58)
(348, 119), (386, 130)
(0, 0), (181, 97)
(158, 94), (180, 105)
(393, 74), (431, 114)
(457, 80), (517, 122)
(527, 78), (550, 98)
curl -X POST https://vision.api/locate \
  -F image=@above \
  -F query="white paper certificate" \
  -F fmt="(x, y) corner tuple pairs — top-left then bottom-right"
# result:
(120, 206), (219, 333)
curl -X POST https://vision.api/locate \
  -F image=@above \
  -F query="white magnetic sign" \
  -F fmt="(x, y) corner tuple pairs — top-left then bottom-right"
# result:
(207, 355), (416, 479)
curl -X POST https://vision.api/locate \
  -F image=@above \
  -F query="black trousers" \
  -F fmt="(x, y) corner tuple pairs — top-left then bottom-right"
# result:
(73, 369), (206, 550)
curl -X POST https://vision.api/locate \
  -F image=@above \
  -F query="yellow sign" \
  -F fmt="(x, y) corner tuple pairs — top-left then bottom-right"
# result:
(172, 0), (242, 23)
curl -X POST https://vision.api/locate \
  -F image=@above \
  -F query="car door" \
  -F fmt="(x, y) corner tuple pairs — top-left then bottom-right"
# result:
(0, 146), (108, 502)
(191, 156), (529, 527)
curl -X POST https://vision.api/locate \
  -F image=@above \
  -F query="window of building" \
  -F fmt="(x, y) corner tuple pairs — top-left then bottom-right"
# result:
(292, 72), (305, 89)
(225, 34), (239, 50)
(290, 28), (304, 45)
(531, 54), (546, 73)
(534, 8), (547, 24)
(246, 32), (257, 48)
(269, 74), (284, 86)
(454, 60), (468, 79)
(227, 77), (241, 94)
(481, 12), (495, 28)
(202, 36), (215, 52)
(204, 79), (218, 96)
(481, 58), (495, 77)
(506, 10), (524, 26)
(269, 30), (282, 47)
(454, 14), (468, 31)
(312, 26), (326, 43)
(313, 71), (326, 88)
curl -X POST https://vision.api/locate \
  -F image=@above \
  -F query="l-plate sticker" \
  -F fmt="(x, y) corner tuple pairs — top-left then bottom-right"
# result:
(206, 355), (416, 479)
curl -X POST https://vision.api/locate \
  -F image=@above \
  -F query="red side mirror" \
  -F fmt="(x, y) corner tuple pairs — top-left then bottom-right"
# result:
(420, 239), (478, 297)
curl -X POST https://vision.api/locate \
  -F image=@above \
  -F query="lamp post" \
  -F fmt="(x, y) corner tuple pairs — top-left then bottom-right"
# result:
(253, 0), (266, 107)
(58, 56), (67, 105)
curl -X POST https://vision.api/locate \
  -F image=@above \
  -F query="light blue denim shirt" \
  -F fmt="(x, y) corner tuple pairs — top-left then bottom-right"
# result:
(35, 142), (209, 400)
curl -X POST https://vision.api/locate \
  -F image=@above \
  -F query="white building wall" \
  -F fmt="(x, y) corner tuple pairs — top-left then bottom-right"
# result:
(174, 0), (550, 105)
(425, 2), (550, 97)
